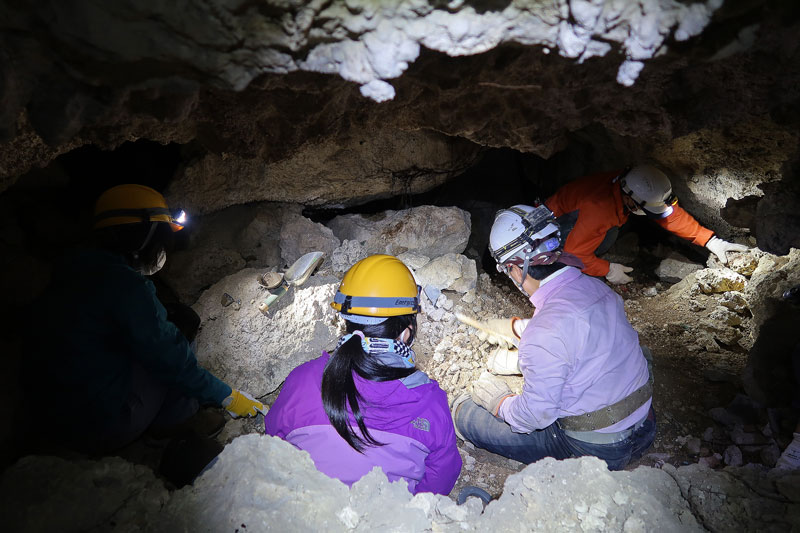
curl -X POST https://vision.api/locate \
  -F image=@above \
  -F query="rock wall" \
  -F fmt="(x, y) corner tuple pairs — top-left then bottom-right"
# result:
(1, 2), (798, 257)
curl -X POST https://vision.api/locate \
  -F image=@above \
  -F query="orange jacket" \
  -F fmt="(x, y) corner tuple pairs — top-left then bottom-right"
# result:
(545, 170), (714, 277)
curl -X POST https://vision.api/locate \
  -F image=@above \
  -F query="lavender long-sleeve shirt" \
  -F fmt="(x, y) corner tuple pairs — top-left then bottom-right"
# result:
(498, 267), (651, 433)
(265, 353), (461, 495)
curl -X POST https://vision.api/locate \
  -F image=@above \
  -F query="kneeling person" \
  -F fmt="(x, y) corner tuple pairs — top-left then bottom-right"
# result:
(265, 255), (461, 494)
(454, 204), (656, 471)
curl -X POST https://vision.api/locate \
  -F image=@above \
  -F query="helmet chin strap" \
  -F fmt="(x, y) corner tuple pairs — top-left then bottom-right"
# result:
(130, 222), (160, 270)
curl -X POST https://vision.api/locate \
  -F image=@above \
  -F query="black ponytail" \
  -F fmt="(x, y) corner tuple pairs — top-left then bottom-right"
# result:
(322, 314), (417, 452)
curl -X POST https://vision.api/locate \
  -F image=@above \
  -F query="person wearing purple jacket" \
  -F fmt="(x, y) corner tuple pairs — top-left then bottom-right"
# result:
(453, 204), (656, 470)
(265, 254), (462, 494)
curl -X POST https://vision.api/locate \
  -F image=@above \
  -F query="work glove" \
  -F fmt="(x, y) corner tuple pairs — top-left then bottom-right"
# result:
(456, 313), (522, 348)
(471, 371), (515, 416)
(222, 390), (267, 418)
(487, 346), (521, 375)
(606, 262), (633, 284)
(705, 236), (749, 265)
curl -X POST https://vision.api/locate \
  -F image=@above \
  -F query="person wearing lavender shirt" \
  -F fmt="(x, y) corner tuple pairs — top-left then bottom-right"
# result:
(452, 204), (656, 470)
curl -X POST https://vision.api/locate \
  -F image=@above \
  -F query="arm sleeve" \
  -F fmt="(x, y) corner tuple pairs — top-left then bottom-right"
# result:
(561, 203), (613, 277)
(655, 205), (714, 246)
(498, 323), (571, 433)
(113, 274), (231, 405)
(264, 375), (296, 438)
(414, 390), (462, 495)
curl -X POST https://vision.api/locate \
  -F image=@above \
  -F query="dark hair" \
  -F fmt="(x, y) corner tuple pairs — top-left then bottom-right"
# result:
(93, 221), (174, 271)
(322, 314), (417, 452)
(527, 262), (566, 281)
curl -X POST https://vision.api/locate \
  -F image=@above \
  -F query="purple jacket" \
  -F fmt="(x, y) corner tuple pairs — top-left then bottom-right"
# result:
(264, 352), (462, 495)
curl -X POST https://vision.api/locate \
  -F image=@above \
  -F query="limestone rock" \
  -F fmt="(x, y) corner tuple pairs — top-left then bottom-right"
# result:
(279, 213), (340, 268)
(414, 254), (477, 294)
(666, 464), (800, 531)
(476, 457), (702, 532)
(331, 239), (368, 273)
(718, 291), (748, 314)
(173, 129), (481, 212)
(0, 455), (168, 532)
(708, 306), (743, 326)
(723, 445), (743, 467)
(727, 251), (762, 277)
(397, 251), (431, 271)
(695, 267), (747, 294)
(162, 435), (353, 532)
(655, 252), (704, 284)
(742, 249), (800, 407)
(327, 206), (471, 258)
(193, 269), (340, 396)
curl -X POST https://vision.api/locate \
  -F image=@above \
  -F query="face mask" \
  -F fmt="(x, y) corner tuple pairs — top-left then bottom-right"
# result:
(139, 247), (167, 276)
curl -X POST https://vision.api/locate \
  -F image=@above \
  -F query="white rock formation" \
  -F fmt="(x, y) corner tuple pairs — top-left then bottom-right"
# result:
(193, 269), (341, 397)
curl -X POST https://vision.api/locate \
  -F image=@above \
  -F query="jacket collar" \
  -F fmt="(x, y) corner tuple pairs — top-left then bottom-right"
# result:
(530, 266), (582, 309)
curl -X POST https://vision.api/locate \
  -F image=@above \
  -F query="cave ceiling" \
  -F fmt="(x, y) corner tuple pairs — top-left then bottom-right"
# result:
(0, 0), (798, 252)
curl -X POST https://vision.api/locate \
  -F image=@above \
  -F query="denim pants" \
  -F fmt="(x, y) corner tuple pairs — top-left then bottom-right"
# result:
(455, 400), (656, 471)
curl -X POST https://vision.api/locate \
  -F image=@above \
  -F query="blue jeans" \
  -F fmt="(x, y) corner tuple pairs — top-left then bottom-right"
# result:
(455, 400), (656, 471)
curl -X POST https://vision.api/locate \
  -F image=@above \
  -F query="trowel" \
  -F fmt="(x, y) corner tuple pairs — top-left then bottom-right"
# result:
(258, 251), (325, 315)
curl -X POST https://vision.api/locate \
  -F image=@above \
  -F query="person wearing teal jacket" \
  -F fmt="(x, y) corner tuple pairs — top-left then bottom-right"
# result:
(26, 185), (264, 456)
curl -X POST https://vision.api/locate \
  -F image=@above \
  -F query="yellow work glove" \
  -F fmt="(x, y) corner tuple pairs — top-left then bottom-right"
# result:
(222, 389), (267, 418)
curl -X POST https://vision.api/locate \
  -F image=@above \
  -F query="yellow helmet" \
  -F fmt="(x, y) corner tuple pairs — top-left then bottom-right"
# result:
(331, 254), (420, 319)
(93, 184), (186, 232)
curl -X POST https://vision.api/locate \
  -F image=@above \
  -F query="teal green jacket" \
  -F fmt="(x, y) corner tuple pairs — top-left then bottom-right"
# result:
(30, 249), (231, 427)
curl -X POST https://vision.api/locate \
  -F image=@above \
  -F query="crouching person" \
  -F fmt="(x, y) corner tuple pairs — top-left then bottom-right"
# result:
(453, 204), (656, 471)
(265, 255), (461, 494)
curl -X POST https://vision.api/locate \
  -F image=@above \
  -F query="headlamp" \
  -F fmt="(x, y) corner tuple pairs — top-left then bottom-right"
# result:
(170, 209), (187, 231)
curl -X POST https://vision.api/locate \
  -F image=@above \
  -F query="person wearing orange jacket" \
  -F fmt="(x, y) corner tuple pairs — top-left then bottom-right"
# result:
(545, 165), (748, 284)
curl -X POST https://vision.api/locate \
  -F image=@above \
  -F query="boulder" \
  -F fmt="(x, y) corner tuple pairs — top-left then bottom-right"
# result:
(413, 254), (477, 294)
(279, 213), (340, 268)
(655, 252), (704, 284)
(326, 206), (471, 259)
(193, 269), (340, 396)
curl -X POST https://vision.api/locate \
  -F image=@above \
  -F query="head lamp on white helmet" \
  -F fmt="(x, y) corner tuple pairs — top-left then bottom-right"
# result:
(488, 204), (563, 292)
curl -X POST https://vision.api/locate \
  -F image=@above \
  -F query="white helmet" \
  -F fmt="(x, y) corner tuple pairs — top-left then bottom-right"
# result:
(489, 204), (561, 290)
(619, 165), (677, 218)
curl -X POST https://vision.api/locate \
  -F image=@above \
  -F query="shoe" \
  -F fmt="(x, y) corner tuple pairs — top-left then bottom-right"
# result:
(148, 409), (226, 441)
(158, 432), (224, 489)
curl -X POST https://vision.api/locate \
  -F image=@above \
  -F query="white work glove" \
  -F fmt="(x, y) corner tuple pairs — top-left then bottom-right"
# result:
(606, 262), (633, 284)
(487, 346), (521, 375)
(471, 371), (515, 416)
(222, 389), (267, 418)
(456, 314), (522, 348)
(705, 236), (749, 265)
